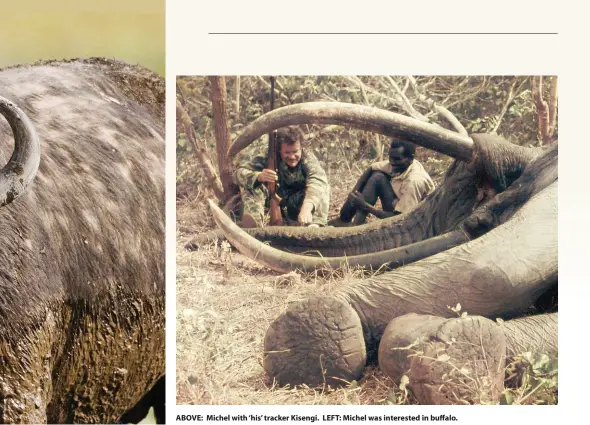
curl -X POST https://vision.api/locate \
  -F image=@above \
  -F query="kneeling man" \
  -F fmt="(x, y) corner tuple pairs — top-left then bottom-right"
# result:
(235, 128), (330, 228)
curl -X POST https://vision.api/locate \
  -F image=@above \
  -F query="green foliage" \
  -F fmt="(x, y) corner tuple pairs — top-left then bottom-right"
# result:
(501, 352), (558, 405)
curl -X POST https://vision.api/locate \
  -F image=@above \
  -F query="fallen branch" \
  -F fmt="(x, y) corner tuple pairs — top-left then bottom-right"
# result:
(384, 76), (429, 122)
(342, 76), (402, 108)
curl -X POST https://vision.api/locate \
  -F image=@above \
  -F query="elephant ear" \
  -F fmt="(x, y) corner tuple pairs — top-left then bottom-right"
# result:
(0, 96), (41, 207)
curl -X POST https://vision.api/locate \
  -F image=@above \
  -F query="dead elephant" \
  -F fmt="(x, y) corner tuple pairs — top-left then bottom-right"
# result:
(207, 102), (558, 391)
(0, 58), (164, 423)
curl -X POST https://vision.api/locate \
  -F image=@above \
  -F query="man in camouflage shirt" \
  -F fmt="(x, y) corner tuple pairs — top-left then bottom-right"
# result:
(234, 128), (330, 228)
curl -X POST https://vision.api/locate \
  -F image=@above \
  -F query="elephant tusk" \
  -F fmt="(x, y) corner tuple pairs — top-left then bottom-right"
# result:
(228, 102), (475, 162)
(208, 198), (470, 273)
(0, 96), (41, 207)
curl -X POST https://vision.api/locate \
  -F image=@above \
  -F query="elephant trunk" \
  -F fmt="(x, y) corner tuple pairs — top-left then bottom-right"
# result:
(209, 143), (557, 274)
(209, 198), (470, 273)
(200, 136), (551, 259)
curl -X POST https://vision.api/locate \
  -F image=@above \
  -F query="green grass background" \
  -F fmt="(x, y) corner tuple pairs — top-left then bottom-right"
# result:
(1, 1), (164, 75)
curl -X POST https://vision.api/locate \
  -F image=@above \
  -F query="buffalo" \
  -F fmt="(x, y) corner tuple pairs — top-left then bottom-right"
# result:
(0, 58), (165, 423)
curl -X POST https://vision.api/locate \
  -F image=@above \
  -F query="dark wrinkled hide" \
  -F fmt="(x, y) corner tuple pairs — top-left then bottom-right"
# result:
(0, 59), (164, 424)
(379, 314), (506, 404)
(378, 313), (557, 404)
(262, 143), (557, 388)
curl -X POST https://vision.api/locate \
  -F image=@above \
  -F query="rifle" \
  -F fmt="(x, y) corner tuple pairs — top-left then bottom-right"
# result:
(267, 76), (283, 225)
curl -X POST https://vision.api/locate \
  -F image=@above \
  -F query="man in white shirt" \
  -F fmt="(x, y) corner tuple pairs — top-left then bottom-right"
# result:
(338, 138), (435, 225)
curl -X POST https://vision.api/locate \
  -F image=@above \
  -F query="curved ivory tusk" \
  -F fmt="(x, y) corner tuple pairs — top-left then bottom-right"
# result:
(209, 199), (469, 273)
(228, 102), (474, 161)
(0, 96), (41, 207)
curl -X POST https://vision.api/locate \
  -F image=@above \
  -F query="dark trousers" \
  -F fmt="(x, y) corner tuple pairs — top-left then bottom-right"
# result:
(340, 171), (395, 224)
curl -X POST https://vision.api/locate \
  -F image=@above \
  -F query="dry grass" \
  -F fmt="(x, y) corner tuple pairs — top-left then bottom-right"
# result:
(176, 180), (418, 405)
(175, 235), (406, 405)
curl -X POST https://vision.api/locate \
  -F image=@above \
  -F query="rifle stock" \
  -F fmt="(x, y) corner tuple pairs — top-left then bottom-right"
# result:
(267, 76), (283, 225)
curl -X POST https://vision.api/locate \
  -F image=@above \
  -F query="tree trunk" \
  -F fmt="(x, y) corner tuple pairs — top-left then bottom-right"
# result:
(209, 76), (239, 202)
(548, 76), (558, 140)
(234, 76), (241, 117)
(532, 76), (550, 146)
(176, 99), (224, 199)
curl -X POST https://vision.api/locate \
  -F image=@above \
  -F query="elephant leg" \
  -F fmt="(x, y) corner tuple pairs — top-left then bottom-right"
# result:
(502, 313), (557, 361)
(378, 313), (558, 404)
(263, 183), (557, 387)
(378, 314), (506, 405)
(500, 313), (558, 388)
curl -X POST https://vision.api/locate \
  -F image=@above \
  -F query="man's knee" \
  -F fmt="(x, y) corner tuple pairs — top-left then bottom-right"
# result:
(366, 171), (390, 187)
(240, 187), (266, 227)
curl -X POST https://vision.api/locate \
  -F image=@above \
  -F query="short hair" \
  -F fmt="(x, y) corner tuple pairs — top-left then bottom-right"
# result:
(390, 138), (416, 158)
(275, 127), (304, 149)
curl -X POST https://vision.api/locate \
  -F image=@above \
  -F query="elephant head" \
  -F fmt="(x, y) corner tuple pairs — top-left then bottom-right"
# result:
(208, 102), (557, 388)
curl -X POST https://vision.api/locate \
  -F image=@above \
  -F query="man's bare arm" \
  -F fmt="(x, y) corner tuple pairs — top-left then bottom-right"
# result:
(347, 191), (400, 219)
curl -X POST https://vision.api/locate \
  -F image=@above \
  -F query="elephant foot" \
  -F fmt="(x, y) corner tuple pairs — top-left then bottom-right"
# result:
(263, 296), (366, 387)
(378, 314), (506, 405)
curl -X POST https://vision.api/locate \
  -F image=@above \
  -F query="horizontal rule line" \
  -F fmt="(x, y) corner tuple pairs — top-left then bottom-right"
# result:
(209, 32), (558, 35)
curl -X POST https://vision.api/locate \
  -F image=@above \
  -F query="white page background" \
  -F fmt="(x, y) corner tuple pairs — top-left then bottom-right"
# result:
(166, 1), (585, 423)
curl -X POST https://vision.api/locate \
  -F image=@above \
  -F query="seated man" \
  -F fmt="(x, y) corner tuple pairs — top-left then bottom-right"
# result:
(234, 127), (330, 228)
(339, 138), (435, 225)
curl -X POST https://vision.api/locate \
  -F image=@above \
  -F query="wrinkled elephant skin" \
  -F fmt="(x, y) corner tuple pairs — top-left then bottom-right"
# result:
(378, 314), (506, 405)
(262, 168), (556, 387)
(378, 313), (557, 405)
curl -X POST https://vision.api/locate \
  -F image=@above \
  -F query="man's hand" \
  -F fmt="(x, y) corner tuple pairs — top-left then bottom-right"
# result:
(348, 190), (368, 210)
(298, 201), (314, 225)
(257, 168), (278, 183)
